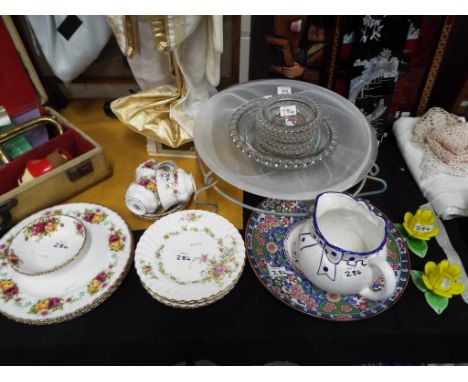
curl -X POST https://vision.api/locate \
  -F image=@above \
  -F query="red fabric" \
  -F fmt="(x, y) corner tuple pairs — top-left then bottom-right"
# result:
(0, 18), (40, 118)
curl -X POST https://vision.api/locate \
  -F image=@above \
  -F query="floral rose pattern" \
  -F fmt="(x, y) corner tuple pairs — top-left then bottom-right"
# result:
(0, 206), (129, 319)
(1, 237), (14, 271)
(138, 177), (157, 192)
(139, 260), (158, 280)
(75, 221), (85, 236)
(143, 160), (157, 169)
(7, 249), (22, 267)
(156, 225), (240, 286)
(246, 199), (409, 321)
(0, 279), (19, 302)
(29, 297), (63, 316)
(198, 247), (238, 285)
(87, 269), (114, 295)
(0, 242), (8, 263)
(108, 228), (126, 252)
(22, 217), (62, 241)
(81, 208), (107, 224)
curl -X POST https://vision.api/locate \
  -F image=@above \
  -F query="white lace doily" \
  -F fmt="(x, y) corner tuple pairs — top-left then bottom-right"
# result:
(412, 107), (468, 180)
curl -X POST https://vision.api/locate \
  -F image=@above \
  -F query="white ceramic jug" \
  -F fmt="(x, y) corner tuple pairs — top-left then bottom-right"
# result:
(297, 192), (397, 300)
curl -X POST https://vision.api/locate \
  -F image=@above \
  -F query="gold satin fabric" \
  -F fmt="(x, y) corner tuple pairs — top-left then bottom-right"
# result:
(111, 48), (194, 149)
(111, 83), (192, 148)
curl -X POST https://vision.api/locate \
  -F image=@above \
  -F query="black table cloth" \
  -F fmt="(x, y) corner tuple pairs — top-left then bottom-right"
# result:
(1, 131), (468, 365)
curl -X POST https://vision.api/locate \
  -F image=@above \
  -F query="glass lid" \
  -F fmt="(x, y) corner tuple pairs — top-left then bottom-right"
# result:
(193, 79), (378, 200)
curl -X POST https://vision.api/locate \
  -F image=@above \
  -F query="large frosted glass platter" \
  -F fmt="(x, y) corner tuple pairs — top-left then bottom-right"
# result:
(193, 79), (378, 200)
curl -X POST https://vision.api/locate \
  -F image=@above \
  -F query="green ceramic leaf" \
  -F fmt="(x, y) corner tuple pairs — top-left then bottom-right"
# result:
(406, 237), (428, 258)
(410, 270), (428, 293)
(394, 223), (409, 240)
(425, 291), (449, 315)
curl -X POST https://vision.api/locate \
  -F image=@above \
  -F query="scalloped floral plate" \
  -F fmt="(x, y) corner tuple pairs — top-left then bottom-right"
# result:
(135, 210), (245, 304)
(0, 203), (133, 325)
(245, 199), (410, 321)
(140, 261), (245, 309)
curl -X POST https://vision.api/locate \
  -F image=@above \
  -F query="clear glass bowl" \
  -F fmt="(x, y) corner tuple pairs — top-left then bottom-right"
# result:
(256, 94), (321, 144)
(229, 99), (336, 170)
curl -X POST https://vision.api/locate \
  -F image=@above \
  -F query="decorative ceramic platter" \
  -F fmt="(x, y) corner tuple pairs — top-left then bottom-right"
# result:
(9, 215), (87, 276)
(0, 203), (133, 325)
(245, 199), (410, 321)
(135, 210), (245, 304)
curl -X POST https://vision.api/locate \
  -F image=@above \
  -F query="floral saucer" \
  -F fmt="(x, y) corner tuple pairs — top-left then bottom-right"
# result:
(245, 199), (410, 321)
(135, 210), (245, 304)
(8, 215), (86, 276)
(0, 203), (133, 325)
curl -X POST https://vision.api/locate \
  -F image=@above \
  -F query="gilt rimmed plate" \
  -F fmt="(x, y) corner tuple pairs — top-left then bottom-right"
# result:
(8, 215), (87, 276)
(135, 210), (245, 304)
(140, 261), (245, 309)
(0, 203), (133, 325)
(245, 199), (410, 321)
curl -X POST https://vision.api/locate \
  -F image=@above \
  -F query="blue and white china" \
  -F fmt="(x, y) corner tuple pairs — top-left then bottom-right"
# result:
(297, 192), (397, 300)
(245, 198), (409, 321)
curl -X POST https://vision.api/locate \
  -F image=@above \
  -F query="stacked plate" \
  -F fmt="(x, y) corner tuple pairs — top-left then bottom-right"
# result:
(135, 210), (245, 308)
(0, 203), (133, 324)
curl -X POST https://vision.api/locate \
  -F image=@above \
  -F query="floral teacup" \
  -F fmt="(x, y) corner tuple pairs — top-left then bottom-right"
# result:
(135, 160), (178, 182)
(156, 166), (196, 210)
(135, 159), (159, 180)
(125, 178), (161, 216)
(296, 192), (397, 301)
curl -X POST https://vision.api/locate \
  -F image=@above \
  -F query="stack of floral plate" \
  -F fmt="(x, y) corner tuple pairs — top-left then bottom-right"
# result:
(0, 203), (133, 324)
(135, 210), (245, 308)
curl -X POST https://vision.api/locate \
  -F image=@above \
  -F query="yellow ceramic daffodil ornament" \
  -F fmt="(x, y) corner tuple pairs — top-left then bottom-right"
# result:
(411, 260), (465, 314)
(403, 209), (439, 241)
(396, 209), (439, 258)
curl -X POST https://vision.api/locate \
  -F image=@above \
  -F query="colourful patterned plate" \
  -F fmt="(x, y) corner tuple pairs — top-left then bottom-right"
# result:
(245, 199), (410, 321)
(0, 203), (133, 325)
(135, 210), (245, 304)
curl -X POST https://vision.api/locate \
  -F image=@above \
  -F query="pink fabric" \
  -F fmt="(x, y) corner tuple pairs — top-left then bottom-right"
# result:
(412, 107), (468, 166)
(427, 123), (468, 164)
